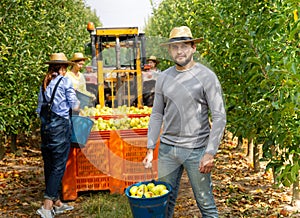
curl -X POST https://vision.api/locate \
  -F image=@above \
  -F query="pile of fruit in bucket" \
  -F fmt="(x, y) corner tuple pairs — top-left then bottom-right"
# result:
(125, 181), (172, 217)
(129, 182), (169, 198)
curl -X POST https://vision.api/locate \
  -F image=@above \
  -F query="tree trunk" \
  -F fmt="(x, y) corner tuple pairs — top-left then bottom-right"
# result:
(292, 176), (300, 205)
(270, 145), (277, 184)
(253, 142), (260, 172)
(0, 134), (5, 160)
(246, 138), (260, 172)
(236, 135), (243, 151)
(246, 138), (253, 162)
(10, 134), (17, 153)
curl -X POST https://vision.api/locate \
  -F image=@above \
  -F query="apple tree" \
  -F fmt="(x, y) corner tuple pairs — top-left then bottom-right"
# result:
(0, 0), (101, 152)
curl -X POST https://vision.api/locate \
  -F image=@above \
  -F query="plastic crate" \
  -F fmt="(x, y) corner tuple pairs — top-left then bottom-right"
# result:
(77, 140), (110, 177)
(109, 130), (158, 186)
(62, 132), (111, 200)
(122, 137), (149, 173)
(128, 114), (151, 118)
(76, 176), (110, 191)
(88, 130), (110, 140)
(91, 115), (124, 120)
(62, 128), (160, 200)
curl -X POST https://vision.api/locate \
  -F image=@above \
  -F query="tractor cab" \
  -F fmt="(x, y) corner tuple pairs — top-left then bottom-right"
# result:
(86, 22), (147, 108)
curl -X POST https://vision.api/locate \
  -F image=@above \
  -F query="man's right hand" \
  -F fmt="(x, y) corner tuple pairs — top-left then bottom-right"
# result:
(143, 149), (154, 168)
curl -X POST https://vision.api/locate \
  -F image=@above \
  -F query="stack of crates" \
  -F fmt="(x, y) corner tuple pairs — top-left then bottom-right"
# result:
(62, 118), (159, 200)
(62, 130), (111, 200)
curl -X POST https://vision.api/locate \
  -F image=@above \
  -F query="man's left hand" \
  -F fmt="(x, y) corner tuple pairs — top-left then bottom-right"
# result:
(199, 153), (215, 174)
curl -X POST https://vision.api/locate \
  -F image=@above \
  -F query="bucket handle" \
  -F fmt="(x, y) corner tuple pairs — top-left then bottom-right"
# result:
(143, 166), (155, 182)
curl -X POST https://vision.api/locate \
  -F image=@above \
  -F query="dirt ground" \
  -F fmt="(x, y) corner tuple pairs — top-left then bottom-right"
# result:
(0, 138), (300, 218)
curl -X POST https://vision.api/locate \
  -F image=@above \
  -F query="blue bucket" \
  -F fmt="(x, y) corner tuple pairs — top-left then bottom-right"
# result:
(76, 90), (94, 109)
(71, 115), (94, 147)
(125, 180), (172, 218)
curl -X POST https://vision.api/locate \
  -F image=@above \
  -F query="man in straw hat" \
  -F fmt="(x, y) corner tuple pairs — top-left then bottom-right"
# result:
(143, 26), (226, 217)
(66, 52), (96, 105)
(36, 53), (79, 217)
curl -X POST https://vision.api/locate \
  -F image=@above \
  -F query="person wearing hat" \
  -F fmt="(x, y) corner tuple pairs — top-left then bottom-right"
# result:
(66, 52), (96, 104)
(36, 53), (80, 217)
(142, 55), (161, 106)
(146, 55), (161, 80)
(143, 26), (226, 217)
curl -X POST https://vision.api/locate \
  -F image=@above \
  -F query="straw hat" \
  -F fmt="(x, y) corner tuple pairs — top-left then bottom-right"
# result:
(161, 26), (203, 46)
(44, 53), (74, 65)
(147, 55), (159, 64)
(70, 52), (88, 61)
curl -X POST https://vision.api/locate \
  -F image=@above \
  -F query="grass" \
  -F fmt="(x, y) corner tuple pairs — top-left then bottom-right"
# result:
(81, 191), (132, 217)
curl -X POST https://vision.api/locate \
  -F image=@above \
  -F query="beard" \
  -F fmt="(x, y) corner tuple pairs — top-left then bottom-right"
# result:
(174, 53), (194, 67)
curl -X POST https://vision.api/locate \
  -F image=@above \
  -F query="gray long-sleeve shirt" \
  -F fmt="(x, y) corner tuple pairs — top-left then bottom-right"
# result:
(147, 63), (226, 156)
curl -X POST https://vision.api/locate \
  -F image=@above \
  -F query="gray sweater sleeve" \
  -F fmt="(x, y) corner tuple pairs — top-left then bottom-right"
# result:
(201, 70), (226, 155)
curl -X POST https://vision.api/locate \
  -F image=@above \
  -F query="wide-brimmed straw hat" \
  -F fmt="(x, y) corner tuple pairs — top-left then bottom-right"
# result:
(44, 53), (74, 65)
(70, 52), (88, 62)
(161, 26), (203, 46)
(147, 55), (159, 64)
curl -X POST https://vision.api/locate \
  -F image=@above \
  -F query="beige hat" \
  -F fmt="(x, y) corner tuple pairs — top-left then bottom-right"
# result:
(161, 26), (203, 46)
(70, 52), (88, 61)
(147, 55), (159, 64)
(44, 53), (73, 65)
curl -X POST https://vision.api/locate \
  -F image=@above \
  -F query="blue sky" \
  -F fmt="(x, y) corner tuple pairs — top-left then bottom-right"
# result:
(84, 0), (161, 31)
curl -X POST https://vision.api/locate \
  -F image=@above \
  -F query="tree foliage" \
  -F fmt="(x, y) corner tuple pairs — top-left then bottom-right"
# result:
(0, 0), (101, 138)
(145, 0), (299, 187)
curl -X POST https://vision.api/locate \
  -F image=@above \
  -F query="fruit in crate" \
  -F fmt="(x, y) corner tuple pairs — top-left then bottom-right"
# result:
(115, 105), (129, 114)
(79, 105), (114, 116)
(129, 183), (170, 198)
(138, 116), (150, 128)
(91, 116), (150, 131)
(129, 106), (152, 114)
(79, 105), (152, 117)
